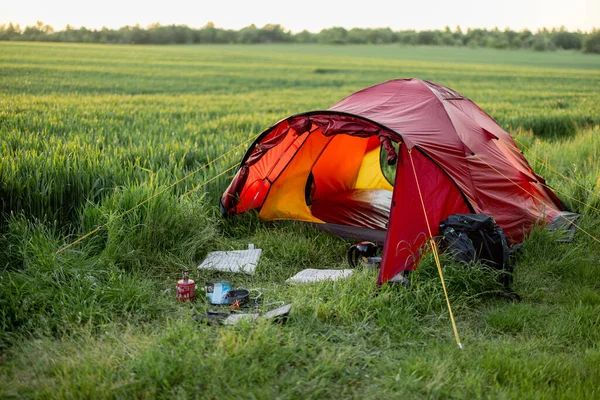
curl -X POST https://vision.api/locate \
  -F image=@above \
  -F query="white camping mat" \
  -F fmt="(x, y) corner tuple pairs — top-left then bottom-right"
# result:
(197, 248), (262, 275)
(285, 268), (353, 284)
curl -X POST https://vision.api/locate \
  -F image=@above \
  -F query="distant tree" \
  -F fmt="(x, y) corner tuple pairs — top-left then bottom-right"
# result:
(0, 23), (22, 41)
(294, 30), (317, 43)
(453, 25), (463, 43)
(173, 25), (195, 44)
(98, 26), (119, 43)
(519, 29), (533, 44)
(464, 28), (486, 47)
(416, 30), (439, 45)
(528, 34), (555, 51)
(317, 27), (348, 44)
(147, 25), (169, 44)
(503, 28), (521, 49)
(130, 25), (150, 44)
(396, 30), (417, 45)
(146, 24), (194, 44)
(214, 28), (237, 44)
(238, 24), (260, 43)
(60, 24), (82, 42)
(441, 26), (459, 46)
(347, 28), (368, 44)
(20, 21), (54, 41)
(582, 29), (600, 54)
(258, 24), (292, 43)
(488, 37), (509, 49)
(196, 22), (217, 43)
(367, 28), (396, 44)
(551, 29), (582, 50)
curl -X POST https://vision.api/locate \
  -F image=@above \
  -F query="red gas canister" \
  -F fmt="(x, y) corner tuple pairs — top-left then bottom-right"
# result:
(176, 272), (195, 302)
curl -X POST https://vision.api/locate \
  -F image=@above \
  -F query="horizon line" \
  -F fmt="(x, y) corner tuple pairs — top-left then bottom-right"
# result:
(1, 20), (597, 35)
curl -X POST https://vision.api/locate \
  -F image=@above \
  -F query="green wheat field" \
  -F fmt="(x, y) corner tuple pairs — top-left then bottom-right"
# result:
(1, 42), (600, 399)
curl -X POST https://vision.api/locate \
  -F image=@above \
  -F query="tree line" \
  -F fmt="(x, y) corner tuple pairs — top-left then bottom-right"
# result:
(1, 21), (599, 53)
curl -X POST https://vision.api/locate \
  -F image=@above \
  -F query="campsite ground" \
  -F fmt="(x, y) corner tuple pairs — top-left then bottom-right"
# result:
(1, 42), (600, 399)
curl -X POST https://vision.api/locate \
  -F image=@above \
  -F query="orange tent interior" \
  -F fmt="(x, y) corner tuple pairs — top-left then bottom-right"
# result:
(236, 125), (395, 232)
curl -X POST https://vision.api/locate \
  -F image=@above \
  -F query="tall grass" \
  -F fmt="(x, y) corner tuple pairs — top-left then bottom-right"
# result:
(1, 42), (599, 398)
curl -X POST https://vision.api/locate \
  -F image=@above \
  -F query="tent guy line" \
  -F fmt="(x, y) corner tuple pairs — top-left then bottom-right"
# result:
(507, 136), (600, 211)
(409, 148), (463, 350)
(179, 162), (241, 200)
(512, 136), (599, 199)
(539, 182), (600, 215)
(472, 153), (600, 245)
(55, 133), (259, 255)
(492, 134), (600, 214)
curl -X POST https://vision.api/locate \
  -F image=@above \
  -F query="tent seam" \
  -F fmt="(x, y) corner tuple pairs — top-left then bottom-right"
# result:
(422, 83), (479, 212)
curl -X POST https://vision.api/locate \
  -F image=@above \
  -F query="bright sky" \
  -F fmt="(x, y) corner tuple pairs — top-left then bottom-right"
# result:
(1, 0), (598, 33)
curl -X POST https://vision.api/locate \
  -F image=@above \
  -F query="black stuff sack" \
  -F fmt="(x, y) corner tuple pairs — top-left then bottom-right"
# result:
(438, 214), (512, 288)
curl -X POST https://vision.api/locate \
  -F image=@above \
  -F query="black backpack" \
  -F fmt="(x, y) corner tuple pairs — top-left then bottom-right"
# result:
(438, 214), (512, 288)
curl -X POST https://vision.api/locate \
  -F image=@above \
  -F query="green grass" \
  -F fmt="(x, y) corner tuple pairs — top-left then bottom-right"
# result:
(1, 42), (600, 399)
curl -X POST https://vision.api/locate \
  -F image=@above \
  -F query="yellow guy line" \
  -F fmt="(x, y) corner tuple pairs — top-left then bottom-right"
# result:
(408, 149), (463, 350)
(472, 153), (600, 245)
(56, 134), (258, 255)
(510, 136), (600, 201)
(179, 162), (240, 200)
(538, 182), (600, 215)
(55, 226), (105, 255)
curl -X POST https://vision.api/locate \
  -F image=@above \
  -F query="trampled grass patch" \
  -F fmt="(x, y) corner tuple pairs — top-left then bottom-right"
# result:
(1, 42), (599, 398)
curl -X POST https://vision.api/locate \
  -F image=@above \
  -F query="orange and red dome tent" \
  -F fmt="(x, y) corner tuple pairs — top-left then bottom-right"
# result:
(221, 79), (564, 285)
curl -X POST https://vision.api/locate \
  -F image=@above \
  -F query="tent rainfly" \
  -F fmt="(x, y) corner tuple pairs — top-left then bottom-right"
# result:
(221, 79), (565, 285)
